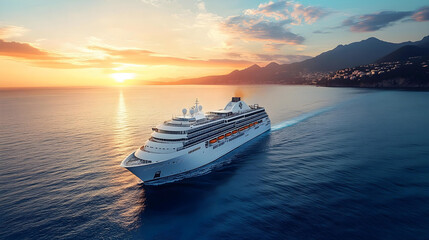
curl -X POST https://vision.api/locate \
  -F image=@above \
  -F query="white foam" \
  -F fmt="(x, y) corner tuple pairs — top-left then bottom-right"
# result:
(271, 106), (333, 131)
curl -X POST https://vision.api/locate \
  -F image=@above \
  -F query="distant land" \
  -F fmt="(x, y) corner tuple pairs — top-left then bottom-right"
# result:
(149, 35), (429, 88)
(317, 56), (428, 88)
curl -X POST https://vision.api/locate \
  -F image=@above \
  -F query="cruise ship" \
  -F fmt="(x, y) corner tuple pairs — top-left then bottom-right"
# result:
(121, 97), (271, 183)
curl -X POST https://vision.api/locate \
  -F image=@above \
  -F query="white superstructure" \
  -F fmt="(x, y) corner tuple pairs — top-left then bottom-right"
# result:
(121, 97), (271, 183)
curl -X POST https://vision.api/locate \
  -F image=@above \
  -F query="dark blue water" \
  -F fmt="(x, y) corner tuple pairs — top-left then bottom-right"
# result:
(1, 86), (428, 239)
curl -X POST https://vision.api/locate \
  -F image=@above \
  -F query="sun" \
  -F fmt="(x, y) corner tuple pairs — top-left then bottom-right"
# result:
(110, 73), (136, 83)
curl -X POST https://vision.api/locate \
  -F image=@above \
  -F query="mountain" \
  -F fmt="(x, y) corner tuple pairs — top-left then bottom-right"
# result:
(167, 35), (429, 85)
(416, 35), (429, 48)
(289, 37), (410, 72)
(176, 63), (289, 84)
(175, 62), (301, 85)
(376, 45), (429, 63)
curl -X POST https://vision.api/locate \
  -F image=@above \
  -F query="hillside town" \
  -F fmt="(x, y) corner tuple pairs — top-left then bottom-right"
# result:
(312, 56), (429, 88)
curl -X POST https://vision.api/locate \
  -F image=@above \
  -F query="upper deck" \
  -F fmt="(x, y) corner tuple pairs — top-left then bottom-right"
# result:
(142, 97), (269, 154)
(154, 99), (264, 133)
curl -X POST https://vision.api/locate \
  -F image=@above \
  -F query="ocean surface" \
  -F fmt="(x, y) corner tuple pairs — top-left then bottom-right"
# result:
(1, 85), (428, 240)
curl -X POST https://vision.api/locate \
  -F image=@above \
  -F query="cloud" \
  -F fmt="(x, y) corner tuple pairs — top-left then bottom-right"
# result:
(0, 25), (27, 39)
(87, 45), (254, 68)
(0, 39), (103, 69)
(2, 40), (310, 69)
(291, 3), (331, 24)
(412, 6), (429, 22)
(221, 1), (331, 46)
(0, 39), (59, 60)
(222, 15), (304, 44)
(245, 1), (292, 20)
(0, 39), (90, 69)
(140, 0), (172, 7)
(196, 1), (206, 11)
(342, 6), (429, 32)
(31, 60), (93, 69)
(313, 30), (331, 34)
(224, 51), (311, 64)
(342, 11), (413, 32)
(264, 43), (286, 51)
(245, 1), (331, 23)
(0, 39), (255, 69)
(255, 53), (311, 63)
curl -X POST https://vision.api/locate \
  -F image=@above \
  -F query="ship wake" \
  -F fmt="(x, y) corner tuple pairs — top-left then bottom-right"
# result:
(270, 106), (334, 131)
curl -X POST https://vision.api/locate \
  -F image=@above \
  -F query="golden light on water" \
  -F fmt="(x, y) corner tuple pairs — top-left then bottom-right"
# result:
(110, 73), (136, 83)
(115, 90), (130, 149)
(104, 89), (146, 229)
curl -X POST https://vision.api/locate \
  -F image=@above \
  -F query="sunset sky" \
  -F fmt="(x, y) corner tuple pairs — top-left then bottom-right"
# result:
(0, 0), (428, 87)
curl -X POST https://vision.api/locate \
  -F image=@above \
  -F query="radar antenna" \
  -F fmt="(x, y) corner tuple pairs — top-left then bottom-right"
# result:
(195, 98), (199, 112)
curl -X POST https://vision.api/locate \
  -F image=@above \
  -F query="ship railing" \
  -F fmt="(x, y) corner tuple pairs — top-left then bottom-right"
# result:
(175, 118), (264, 152)
(163, 108), (264, 128)
(163, 121), (191, 127)
(187, 112), (266, 142)
(193, 108), (262, 126)
(126, 154), (152, 166)
(193, 116), (222, 126)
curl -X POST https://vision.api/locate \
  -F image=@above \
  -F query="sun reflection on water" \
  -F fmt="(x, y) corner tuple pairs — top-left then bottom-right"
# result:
(115, 90), (129, 148)
(106, 89), (146, 230)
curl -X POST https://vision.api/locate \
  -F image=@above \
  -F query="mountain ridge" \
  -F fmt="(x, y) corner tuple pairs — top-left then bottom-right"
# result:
(154, 35), (429, 85)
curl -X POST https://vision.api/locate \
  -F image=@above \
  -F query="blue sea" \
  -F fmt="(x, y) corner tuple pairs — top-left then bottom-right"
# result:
(1, 85), (428, 240)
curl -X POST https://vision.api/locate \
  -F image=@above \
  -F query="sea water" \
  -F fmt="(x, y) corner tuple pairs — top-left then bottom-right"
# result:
(1, 85), (428, 239)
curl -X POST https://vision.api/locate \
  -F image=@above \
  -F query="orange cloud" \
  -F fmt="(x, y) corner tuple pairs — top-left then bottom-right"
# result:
(0, 39), (255, 69)
(88, 45), (254, 68)
(0, 39), (59, 60)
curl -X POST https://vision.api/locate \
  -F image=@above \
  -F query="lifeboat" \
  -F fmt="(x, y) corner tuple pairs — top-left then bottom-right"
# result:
(209, 138), (217, 144)
(239, 128), (244, 131)
(244, 126), (249, 129)
(217, 135), (225, 140)
(254, 122), (258, 125)
(249, 123), (254, 127)
(225, 132), (232, 137)
(232, 130), (238, 134)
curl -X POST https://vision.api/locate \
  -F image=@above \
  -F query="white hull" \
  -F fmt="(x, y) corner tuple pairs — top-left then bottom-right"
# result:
(122, 119), (271, 183)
